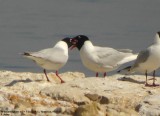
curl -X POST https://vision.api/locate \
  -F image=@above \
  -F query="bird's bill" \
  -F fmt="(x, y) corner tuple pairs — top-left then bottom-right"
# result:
(69, 38), (78, 50)
(69, 45), (76, 50)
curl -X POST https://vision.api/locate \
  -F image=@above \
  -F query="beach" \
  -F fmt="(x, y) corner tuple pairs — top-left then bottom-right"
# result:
(0, 70), (160, 116)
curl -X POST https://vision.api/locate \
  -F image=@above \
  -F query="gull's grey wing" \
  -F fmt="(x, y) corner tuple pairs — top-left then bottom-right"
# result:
(29, 47), (68, 64)
(117, 49), (133, 53)
(133, 49), (150, 67)
(94, 46), (132, 67)
(95, 46), (133, 53)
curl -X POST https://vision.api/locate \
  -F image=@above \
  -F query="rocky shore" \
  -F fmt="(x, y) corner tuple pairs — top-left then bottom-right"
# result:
(0, 70), (160, 116)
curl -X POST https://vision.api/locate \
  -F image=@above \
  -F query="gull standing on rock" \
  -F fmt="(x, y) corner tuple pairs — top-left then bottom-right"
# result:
(118, 32), (160, 86)
(71, 35), (137, 77)
(23, 38), (74, 83)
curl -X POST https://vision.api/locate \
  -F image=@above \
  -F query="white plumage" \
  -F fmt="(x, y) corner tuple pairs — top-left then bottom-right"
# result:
(72, 35), (137, 77)
(23, 38), (72, 83)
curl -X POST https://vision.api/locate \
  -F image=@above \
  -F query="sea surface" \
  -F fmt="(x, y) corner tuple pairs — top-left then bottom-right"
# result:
(0, 0), (160, 76)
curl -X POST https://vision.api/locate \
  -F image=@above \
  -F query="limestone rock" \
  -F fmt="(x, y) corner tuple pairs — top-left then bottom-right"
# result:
(84, 93), (109, 104)
(0, 70), (160, 115)
(74, 102), (105, 116)
(139, 94), (160, 116)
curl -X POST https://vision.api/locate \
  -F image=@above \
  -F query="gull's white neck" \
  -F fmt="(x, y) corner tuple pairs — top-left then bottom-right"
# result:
(81, 41), (94, 51)
(54, 41), (68, 54)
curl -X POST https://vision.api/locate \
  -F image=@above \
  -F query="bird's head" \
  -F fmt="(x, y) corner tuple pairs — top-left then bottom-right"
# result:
(154, 31), (160, 44)
(62, 37), (77, 50)
(70, 35), (89, 50)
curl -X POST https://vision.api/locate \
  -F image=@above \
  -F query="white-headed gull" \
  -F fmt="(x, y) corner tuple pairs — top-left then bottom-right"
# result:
(71, 35), (137, 77)
(23, 37), (73, 83)
(118, 32), (160, 86)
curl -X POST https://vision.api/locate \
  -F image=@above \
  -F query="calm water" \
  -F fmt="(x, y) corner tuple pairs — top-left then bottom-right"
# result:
(0, 0), (160, 76)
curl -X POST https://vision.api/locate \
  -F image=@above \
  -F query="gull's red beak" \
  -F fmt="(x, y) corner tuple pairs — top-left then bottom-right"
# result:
(69, 38), (78, 50)
(70, 45), (76, 50)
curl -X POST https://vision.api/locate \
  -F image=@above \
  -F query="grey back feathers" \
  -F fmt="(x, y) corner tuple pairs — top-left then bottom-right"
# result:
(133, 50), (149, 68)
(117, 49), (133, 53)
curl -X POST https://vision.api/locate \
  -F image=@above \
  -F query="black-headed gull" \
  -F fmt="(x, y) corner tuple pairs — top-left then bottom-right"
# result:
(23, 37), (73, 83)
(71, 35), (137, 77)
(118, 32), (160, 86)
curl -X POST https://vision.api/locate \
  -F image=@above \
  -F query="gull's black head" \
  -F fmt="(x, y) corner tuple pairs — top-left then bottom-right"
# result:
(62, 37), (73, 48)
(71, 35), (89, 50)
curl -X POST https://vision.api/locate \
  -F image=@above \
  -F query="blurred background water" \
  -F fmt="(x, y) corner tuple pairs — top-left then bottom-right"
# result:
(0, 0), (160, 76)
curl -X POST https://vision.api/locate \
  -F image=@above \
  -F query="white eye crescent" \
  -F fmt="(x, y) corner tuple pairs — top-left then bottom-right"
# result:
(70, 38), (72, 42)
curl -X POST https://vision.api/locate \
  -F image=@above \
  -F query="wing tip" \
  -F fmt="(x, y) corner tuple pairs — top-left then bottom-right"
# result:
(117, 66), (132, 73)
(22, 52), (31, 56)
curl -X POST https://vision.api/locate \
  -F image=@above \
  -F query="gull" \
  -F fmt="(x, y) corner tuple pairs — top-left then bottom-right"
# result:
(118, 32), (160, 86)
(22, 37), (73, 83)
(71, 35), (137, 77)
